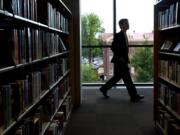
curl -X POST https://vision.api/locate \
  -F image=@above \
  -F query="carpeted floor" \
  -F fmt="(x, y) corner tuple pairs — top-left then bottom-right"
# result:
(64, 86), (158, 135)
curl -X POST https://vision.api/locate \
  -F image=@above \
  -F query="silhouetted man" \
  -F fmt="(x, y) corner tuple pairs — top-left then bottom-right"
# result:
(99, 18), (144, 102)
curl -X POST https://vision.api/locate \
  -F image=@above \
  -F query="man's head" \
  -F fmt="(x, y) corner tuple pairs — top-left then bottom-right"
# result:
(119, 18), (129, 31)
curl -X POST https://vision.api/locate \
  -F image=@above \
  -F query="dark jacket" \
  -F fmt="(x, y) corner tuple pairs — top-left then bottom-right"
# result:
(111, 31), (129, 64)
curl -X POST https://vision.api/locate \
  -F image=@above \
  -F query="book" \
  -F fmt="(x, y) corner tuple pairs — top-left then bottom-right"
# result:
(171, 123), (180, 135)
(169, 3), (175, 26)
(0, 30), (15, 68)
(0, 0), (3, 9)
(176, 93), (180, 115)
(160, 40), (173, 51)
(26, 28), (32, 62)
(173, 42), (180, 53)
(0, 85), (12, 128)
(3, 0), (13, 13)
(12, 29), (19, 65)
(0, 87), (3, 132)
(33, 116), (42, 134)
(45, 122), (59, 135)
(59, 38), (67, 51)
(175, 1), (180, 25)
(10, 83), (21, 120)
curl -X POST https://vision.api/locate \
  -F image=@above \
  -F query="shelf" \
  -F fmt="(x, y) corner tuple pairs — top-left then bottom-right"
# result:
(58, 0), (72, 15)
(14, 15), (68, 34)
(63, 69), (70, 78)
(0, 10), (69, 35)
(155, 121), (166, 135)
(49, 70), (69, 90)
(14, 15), (43, 27)
(48, 69), (70, 94)
(159, 99), (180, 121)
(0, 70), (70, 135)
(40, 88), (71, 135)
(1, 91), (48, 135)
(159, 76), (180, 91)
(3, 11), (13, 18)
(159, 51), (180, 57)
(159, 25), (180, 31)
(0, 0), (72, 134)
(61, 106), (73, 135)
(154, 0), (180, 133)
(0, 51), (69, 74)
(0, 66), (15, 74)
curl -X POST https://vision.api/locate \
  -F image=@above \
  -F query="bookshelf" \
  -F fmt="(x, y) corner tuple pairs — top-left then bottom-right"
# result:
(0, 0), (74, 134)
(154, 0), (180, 134)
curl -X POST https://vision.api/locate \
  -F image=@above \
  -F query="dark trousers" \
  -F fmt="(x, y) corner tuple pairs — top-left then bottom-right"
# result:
(100, 62), (137, 98)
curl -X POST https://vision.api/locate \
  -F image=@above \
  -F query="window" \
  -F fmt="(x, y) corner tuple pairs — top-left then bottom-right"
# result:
(81, 0), (155, 84)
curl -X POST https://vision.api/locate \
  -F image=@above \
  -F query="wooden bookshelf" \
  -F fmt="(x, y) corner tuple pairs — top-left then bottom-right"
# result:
(159, 99), (180, 121)
(154, 0), (180, 134)
(40, 88), (71, 135)
(0, 0), (73, 134)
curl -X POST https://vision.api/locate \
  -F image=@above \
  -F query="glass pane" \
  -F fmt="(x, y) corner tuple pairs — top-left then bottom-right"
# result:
(81, 46), (153, 83)
(81, 0), (155, 84)
(81, 0), (113, 33)
(116, 0), (156, 34)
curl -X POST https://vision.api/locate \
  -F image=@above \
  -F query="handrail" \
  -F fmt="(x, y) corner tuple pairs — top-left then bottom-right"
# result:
(82, 44), (154, 48)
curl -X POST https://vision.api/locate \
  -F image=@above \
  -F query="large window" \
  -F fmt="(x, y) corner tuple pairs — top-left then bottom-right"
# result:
(81, 0), (155, 84)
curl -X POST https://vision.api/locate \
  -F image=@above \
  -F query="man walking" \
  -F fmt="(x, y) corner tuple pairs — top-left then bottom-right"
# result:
(99, 18), (144, 102)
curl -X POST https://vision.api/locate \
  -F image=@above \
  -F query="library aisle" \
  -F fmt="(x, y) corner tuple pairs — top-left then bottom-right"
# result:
(64, 87), (158, 135)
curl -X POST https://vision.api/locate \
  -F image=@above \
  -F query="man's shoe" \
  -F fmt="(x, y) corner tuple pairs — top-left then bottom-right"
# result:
(130, 94), (144, 102)
(100, 88), (109, 99)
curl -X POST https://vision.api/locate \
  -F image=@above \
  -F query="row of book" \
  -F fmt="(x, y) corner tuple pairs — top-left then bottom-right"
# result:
(45, 120), (62, 135)
(47, 2), (69, 32)
(156, 106), (180, 135)
(160, 40), (180, 53)
(159, 83), (180, 115)
(63, 76), (70, 97)
(0, 28), (67, 68)
(0, 63), (69, 132)
(39, 80), (71, 125)
(1, 0), (69, 32)
(41, 62), (66, 88)
(45, 112), (65, 135)
(14, 95), (72, 135)
(14, 115), (42, 135)
(158, 1), (180, 29)
(0, 74), (42, 131)
(60, 96), (72, 121)
(160, 59), (180, 86)
(11, 0), (37, 21)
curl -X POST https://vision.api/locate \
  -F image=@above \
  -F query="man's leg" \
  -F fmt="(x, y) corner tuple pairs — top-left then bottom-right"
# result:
(121, 64), (144, 102)
(100, 63), (121, 98)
